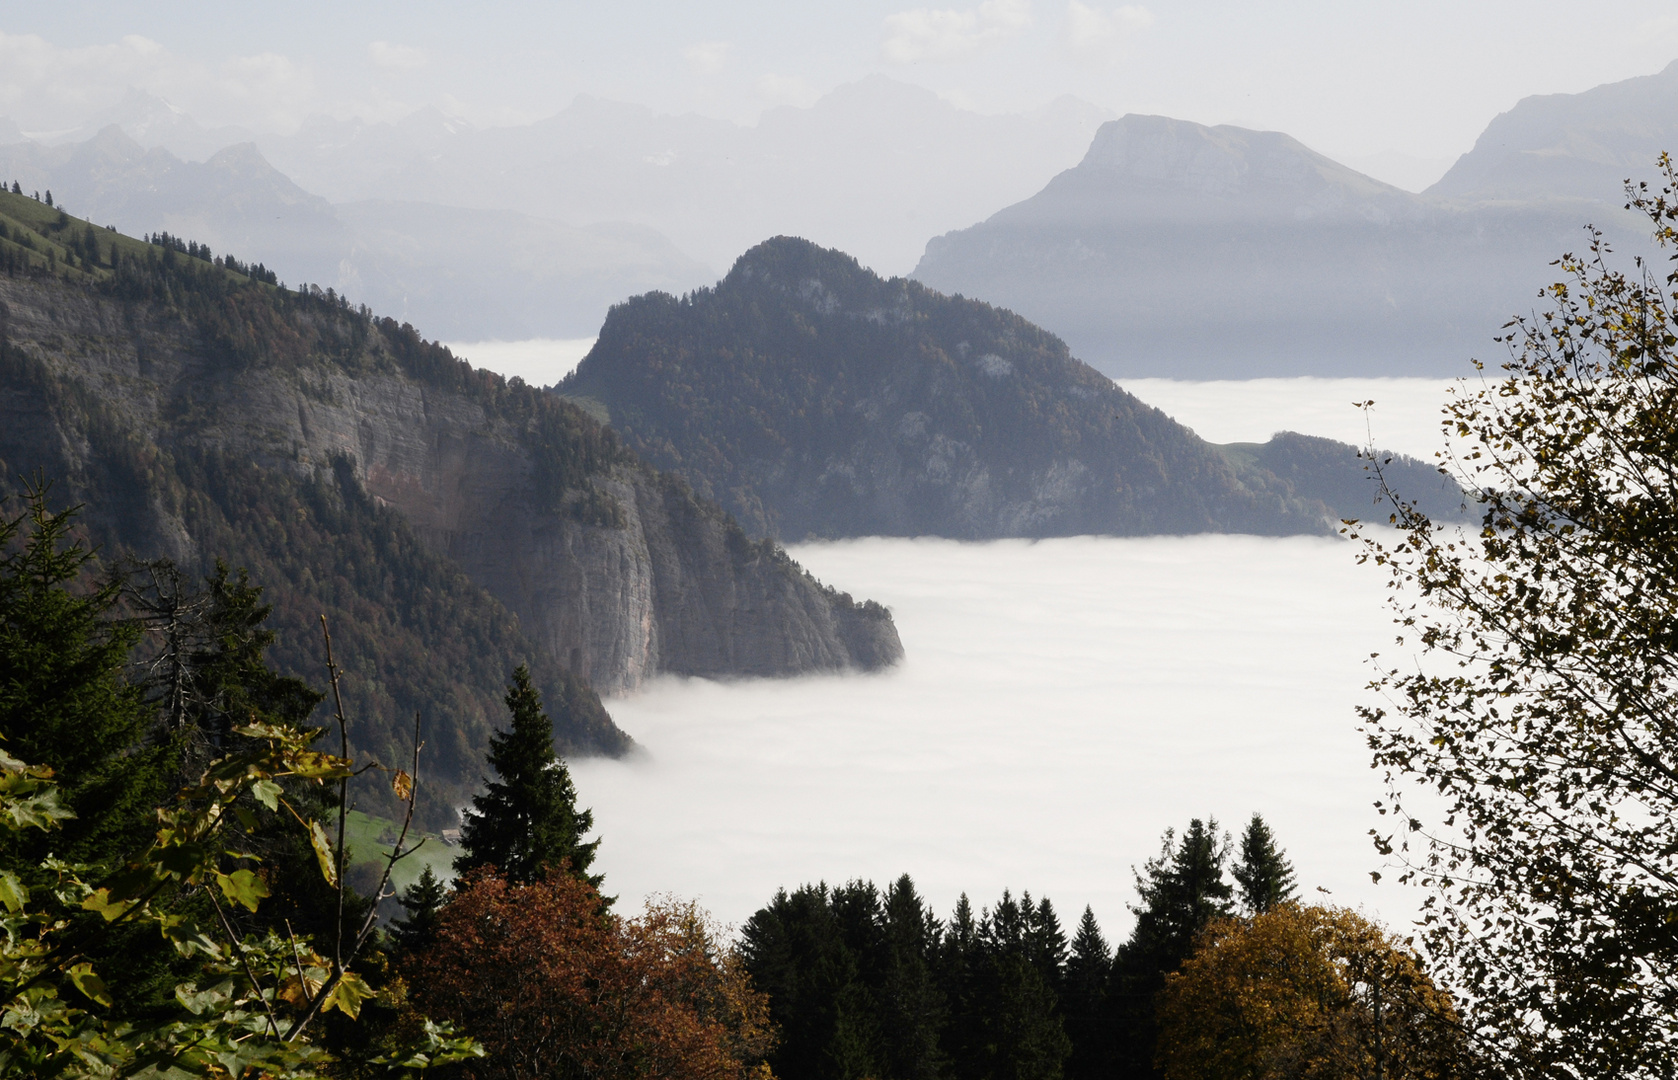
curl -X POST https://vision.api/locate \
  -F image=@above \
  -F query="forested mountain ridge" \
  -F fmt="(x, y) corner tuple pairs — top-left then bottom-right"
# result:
(0, 189), (901, 822)
(562, 236), (1424, 541)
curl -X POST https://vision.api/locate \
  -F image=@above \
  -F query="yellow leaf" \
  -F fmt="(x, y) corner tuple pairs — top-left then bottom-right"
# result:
(309, 820), (338, 888)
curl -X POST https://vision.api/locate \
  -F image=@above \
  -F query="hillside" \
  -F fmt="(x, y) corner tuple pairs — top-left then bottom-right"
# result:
(912, 111), (1642, 378)
(0, 192), (901, 823)
(562, 237), (1360, 541)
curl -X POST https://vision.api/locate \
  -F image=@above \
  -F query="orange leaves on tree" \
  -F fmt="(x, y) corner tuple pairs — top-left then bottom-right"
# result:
(409, 869), (776, 1080)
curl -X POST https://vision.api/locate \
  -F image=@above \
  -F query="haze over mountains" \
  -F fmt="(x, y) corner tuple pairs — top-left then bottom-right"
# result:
(3, 62), (1675, 377)
(0, 78), (1110, 339)
(914, 61), (1678, 378)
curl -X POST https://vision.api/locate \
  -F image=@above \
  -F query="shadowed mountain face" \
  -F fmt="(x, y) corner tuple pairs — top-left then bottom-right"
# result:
(563, 236), (1339, 541)
(913, 107), (1648, 379)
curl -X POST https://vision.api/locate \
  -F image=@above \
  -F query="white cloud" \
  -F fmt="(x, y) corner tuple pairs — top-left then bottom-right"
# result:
(881, 0), (1033, 64)
(1061, 1), (1154, 65)
(755, 72), (818, 108)
(683, 41), (733, 76)
(0, 31), (321, 134)
(368, 41), (429, 72)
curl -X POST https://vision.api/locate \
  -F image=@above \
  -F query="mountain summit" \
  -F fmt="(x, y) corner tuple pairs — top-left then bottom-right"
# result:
(562, 236), (1333, 540)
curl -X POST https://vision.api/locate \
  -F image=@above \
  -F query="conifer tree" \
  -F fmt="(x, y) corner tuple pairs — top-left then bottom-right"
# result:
(1232, 812), (1298, 914)
(1063, 907), (1112, 1080)
(392, 865), (449, 955)
(1109, 818), (1234, 1079)
(878, 874), (945, 1080)
(455, 664), (600, 886)
(0, 490), (167, 870)
(974, 890), (1072, 1080)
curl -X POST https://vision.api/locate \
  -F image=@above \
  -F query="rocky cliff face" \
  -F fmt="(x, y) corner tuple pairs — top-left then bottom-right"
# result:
(0, 267), (900, 698)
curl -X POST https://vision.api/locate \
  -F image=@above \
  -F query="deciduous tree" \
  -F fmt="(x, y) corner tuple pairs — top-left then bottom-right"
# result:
(1155, 904), (1462, 1080)
(411, 869), (775, 1080)
(1352, 154), (1678, 1077)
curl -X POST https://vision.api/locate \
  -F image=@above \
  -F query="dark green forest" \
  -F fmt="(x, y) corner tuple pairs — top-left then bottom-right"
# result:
(0, 185), (632, 824)
(739, 816), (1293, 1080)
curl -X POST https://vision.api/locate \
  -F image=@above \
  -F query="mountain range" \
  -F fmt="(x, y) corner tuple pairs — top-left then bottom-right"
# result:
(913, 62), (1678, 378)
(7, 63), (1676, 378)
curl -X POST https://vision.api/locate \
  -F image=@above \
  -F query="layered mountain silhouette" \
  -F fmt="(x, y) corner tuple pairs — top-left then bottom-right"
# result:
(911, 106), (1652, 378)
(0, 127), (709, 340)
(912, 64), (1678, 378)
(562, 237), (1455, 540)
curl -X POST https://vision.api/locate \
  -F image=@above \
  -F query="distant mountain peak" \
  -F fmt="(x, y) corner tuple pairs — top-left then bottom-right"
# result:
(1077, 114), (1405, 204)
(1429, 59), (1678, 203)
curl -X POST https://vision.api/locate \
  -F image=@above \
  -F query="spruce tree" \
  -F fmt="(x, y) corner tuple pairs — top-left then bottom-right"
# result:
(1109, 818), (1234, 1079)
(878, 874), (945, 1080)
(1063, 907), (1112, 1080)
(392, 865), (448, 954)
(454, 665), (600, 886)
(0, 491), (167, 870)
(1232, 812), (1298, 913)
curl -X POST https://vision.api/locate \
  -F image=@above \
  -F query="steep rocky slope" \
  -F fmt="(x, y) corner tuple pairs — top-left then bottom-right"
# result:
(562, 237), (1337, 541)
(0, 193), (901, 817)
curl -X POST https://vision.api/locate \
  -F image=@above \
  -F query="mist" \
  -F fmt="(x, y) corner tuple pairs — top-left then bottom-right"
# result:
(572, 531), (1408, 935)
(566, 379), (1458, 932)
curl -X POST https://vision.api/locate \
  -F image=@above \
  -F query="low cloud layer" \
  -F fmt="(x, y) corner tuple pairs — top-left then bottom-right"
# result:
(441, 337), (598, 387)
(574, 532), (1414, 937)
(570, 379), (1458, 932)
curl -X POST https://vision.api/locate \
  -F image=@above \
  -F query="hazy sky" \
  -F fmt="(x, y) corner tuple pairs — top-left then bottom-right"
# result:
(4, 1), (1677, 170)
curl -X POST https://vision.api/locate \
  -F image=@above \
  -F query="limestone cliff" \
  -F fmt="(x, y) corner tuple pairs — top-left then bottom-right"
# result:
(0, 269), (899, 698)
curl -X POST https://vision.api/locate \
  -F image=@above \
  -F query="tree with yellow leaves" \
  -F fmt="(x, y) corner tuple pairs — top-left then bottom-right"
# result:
(1155, 904), (1462, 1080)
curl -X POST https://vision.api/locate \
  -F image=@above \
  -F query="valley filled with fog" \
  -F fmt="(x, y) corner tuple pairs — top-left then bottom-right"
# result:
(567, 377), (1463, 933)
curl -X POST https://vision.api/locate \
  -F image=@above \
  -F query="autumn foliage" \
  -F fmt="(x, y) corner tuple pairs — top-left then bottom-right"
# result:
(1155, 904), (1463, 1080)
(410, 868), (776, 1080)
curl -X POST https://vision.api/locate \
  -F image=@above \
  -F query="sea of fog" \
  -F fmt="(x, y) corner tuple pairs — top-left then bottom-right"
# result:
(450, 342), (1474, 936)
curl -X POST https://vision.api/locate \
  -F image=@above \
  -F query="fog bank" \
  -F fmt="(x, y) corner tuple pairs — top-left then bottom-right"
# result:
(572, 533), (1413, 936)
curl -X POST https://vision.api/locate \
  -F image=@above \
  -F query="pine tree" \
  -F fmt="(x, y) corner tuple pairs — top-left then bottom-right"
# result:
(454, 664), (600, 886)
(1232, 812), (1298, 914)
(392, 865), (448, 954)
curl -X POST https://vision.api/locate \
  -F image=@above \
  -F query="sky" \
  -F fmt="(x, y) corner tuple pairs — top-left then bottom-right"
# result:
(3, 2), (1677, 182)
